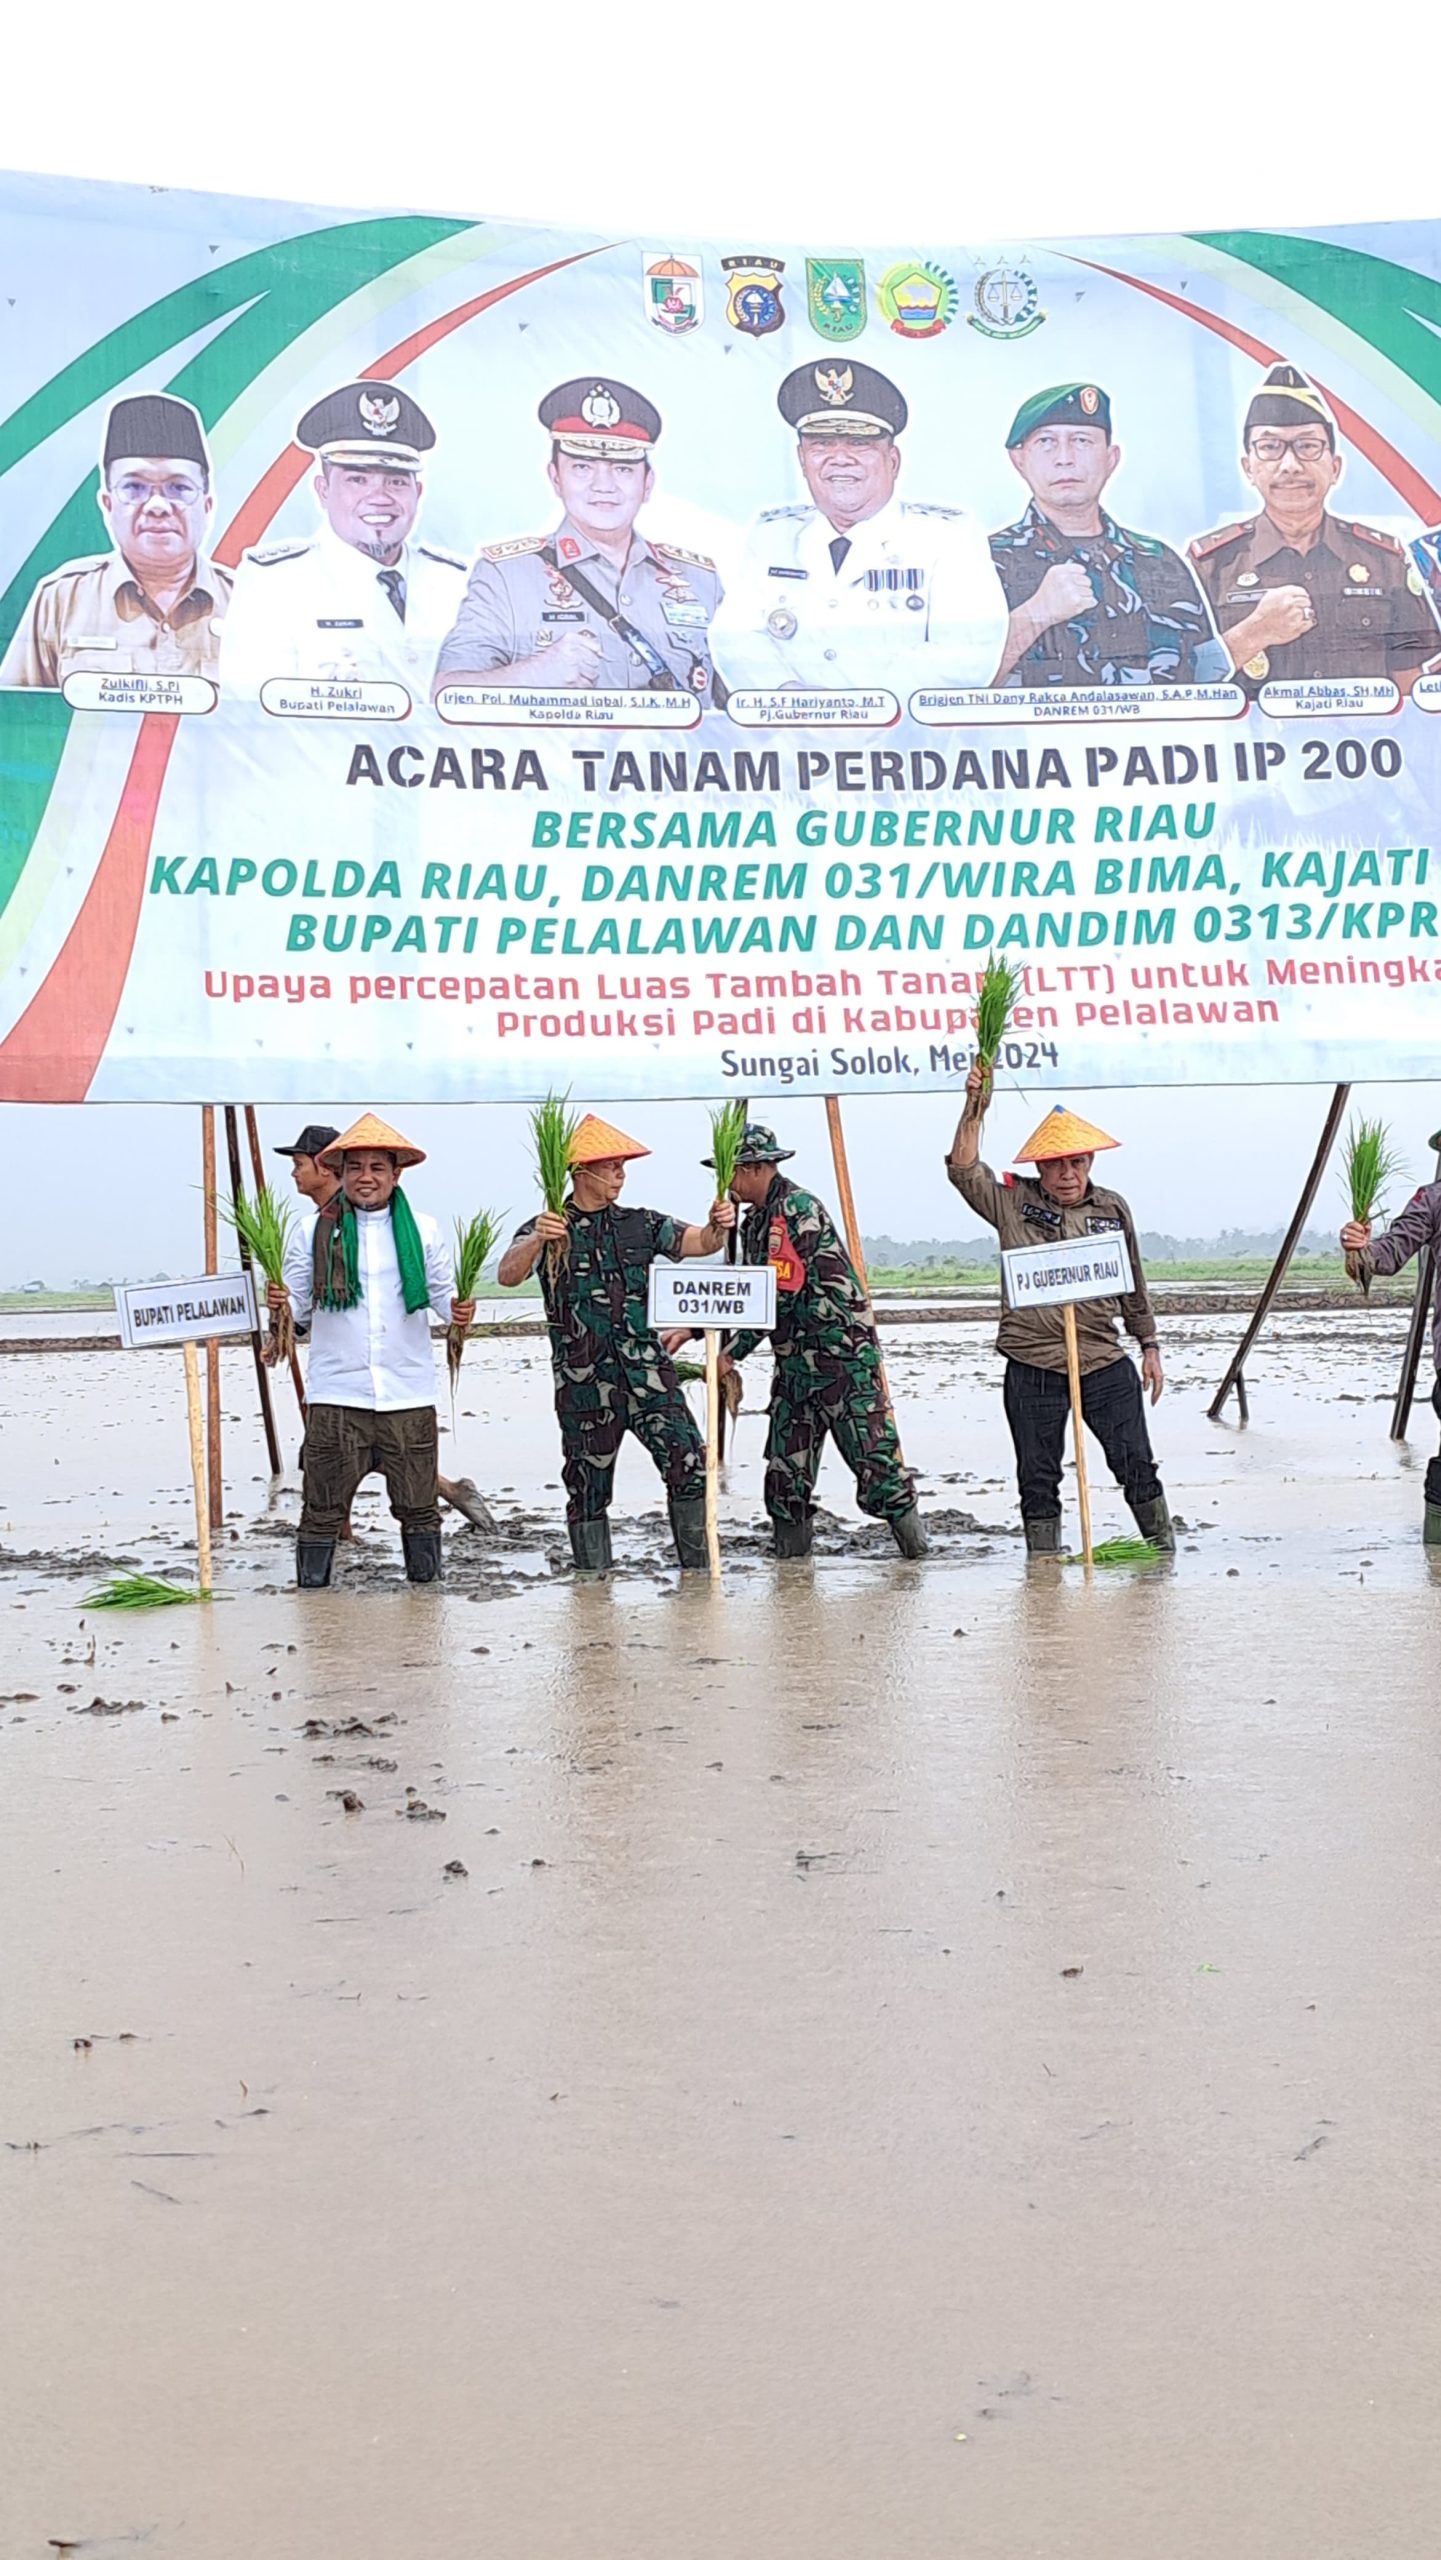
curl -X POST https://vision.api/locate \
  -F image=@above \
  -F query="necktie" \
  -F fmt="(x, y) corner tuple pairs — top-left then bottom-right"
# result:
(377, 567), (407, 623)
(829, 535), (852, 576)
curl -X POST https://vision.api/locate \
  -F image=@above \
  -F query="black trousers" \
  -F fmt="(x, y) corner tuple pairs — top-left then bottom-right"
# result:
(300, 1403), (440, 1539)
(1003, 1354), (1162, 1523)
(1428, 1376), (1441, 1509)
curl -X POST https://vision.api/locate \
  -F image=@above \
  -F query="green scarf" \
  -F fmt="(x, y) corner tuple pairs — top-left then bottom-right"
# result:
(313, 1184), (430, 1315)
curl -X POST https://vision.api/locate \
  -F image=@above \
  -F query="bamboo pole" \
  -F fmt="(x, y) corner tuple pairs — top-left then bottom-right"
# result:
(1062, 1301), (1094, 1568)
(1390, 1125), (1441, 1441)
(183, 1339), (212, 1594)
(704, 1329), (722, 1580)
(224, 1104), (282, 1476)
(824, 1094), (903, 1448)
(244, 1104), (306, 1420)
(1207, 1082), (1350, 1422)
(201, 1106), (223, 1529)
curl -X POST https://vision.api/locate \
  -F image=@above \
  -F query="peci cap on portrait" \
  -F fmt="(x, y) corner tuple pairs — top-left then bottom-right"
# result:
(102, 393), (210, 473)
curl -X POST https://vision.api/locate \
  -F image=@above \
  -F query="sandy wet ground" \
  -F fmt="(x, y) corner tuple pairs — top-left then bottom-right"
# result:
(3, 1311), (1440, 2558)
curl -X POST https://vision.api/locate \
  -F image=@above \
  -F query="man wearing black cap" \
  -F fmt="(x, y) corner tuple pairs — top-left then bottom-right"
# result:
(220, 379), (467, 698)
(0, 393), (231, 689)
(1189, 363), (1436, 693)
(990, 383), (1224, 688)
(710, 360), (1008, 692)
(433, 377), (721, 700)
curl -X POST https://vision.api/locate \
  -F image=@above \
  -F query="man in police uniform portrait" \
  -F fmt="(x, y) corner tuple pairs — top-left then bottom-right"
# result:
(990, 383), (1225, 688)
(1188, 362), (1437, 693)
(709, 360), (1008, 692)
(432, 378), (721, 700)
(219, 380), (466, 698)
(0, 393), (231, 689)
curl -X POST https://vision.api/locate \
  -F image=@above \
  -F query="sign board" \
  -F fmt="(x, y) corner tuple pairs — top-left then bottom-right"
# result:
(115, 1270), (259, 1349)
(649, 1264), (777, 1332)
(4, 171), (1441, 1107)
(1002, 1232), (1134, 1309)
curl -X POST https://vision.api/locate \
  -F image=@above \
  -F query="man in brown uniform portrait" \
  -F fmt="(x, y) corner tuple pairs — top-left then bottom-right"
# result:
(1188, 362), (1434, 695)
(0, 393), (231, 689)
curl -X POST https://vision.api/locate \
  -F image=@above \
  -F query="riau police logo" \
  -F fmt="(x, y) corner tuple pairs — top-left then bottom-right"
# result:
(721, 255), (786, 336)
(806, 257), (866, 342)
(644, 252), (702, 334)
(876, 261), (957, 340)
(968, 261), (1046, 340)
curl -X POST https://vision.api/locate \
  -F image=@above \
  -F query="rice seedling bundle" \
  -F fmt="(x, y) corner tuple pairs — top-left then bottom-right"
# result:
(1340, 1115), (1403, 1291)
(220, 1184), (295, 1366)
(447, 1206), (503, 1385)
(973, 958), (1024, 1103)
(707, 1099), (749, 1198)
(82, 1573), (201, 1610)
(1067, 1537), (1162, 1567)
(530, 1094), (580, 1277)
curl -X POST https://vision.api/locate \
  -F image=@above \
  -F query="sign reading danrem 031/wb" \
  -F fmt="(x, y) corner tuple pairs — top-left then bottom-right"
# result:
(1, 171), (1440, 1107)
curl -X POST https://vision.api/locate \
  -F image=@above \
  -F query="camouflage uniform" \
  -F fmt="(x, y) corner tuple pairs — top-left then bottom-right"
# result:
(729, 1173), (913, 1529)
(513, 1204), (704, 1522)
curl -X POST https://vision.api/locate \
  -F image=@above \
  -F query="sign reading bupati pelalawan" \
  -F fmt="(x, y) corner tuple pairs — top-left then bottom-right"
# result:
(2, 173), (1440, 1106)
(115, 1271), (258, 1347)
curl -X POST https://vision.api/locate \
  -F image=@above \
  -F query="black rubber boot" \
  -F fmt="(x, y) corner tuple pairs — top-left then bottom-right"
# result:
(1424, 1502), (1441, 1548)
(402, 1528), (443, 1584)
(296, 1537), (335, 1588)
(1130, 1493), (1176, 1553)
(772, 1514), (813, 1559)
(1023, 1515), (1062, 1556)
(669, 1495), (709, 1571)
(568, 1517), (613, 1576)
(889, 1506), (928, 1559)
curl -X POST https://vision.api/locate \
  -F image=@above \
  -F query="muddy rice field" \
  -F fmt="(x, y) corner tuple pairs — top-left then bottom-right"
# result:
(3, 1305), (1439, 2558)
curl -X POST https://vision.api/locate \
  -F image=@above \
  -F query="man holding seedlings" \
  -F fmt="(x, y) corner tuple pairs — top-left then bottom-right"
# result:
(668, 1122), (926, 1560)
(267, 1113), (475, 1588)
(497, 1114), (734, 1575)
(1342, 1146), (1441, 1544)
(947, 1070), (1171, 1554)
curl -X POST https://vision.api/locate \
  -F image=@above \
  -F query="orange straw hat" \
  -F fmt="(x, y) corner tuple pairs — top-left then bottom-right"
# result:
(1013, 1105), (1119, 1164)
(569, 1112), (651, 1167)
(319, 1111), (426, 1170)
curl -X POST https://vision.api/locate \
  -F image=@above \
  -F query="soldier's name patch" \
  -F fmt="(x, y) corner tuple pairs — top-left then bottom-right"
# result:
(541, 609), (584, 622)
(661, 602), (708, 627)
(317, 618), (364, 630)
(768, 566), (809, 580)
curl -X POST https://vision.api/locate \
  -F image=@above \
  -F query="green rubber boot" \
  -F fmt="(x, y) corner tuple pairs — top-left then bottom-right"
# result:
(1424, 1501), (1441, 1548)
(1023, 1515), (1062, 1556)
(568, 1518), (613, 1576)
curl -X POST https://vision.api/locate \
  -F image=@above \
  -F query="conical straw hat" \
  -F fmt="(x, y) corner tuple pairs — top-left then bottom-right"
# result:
(319, 1111), (426, 1170)
(569, 1112), (650, 1166)
(1013, 1105), (1119, 1164)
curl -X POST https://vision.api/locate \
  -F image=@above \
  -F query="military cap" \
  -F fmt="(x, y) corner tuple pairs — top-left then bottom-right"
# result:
(539, 379), (662, 459)
(1005, 383), (1112, 448)
(1243, 361), (1336, 446)
(703, 1120), (794, 1168)
(274, 1121), (340, 1159)
(778, 360), (907, 440)
(102, 393), (210, 473)
(296, 380), (436, 470)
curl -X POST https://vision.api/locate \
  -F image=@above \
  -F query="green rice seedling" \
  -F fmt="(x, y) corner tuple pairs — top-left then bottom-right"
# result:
(82, 1573), (202, 1609)
(1341, 1115), (1404, 1291)
(1066, 1537), (1162, 1566)
(220, 1184), (295, 1366)
(530, 1093), (580, 1278)
(448, 1207), (504, 1385)
(707, 1099), (750, 1198)
(973, 957), (1024, 1102)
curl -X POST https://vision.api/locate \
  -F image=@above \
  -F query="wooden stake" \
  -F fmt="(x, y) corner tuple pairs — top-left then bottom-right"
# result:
(244, 1103), (307, 1421)
(183, 1339), (212, 1595)
(224, 1104), (282, 1476)
(201, 1106), (223, 1530)
(1390, 1123), (1441, 1442)
(704, 1329), (722, 1581)
(1207, 1081), (1350, 1422)
(1063, 1301), (1094, 1569)
(824, 1094), (904, 1449)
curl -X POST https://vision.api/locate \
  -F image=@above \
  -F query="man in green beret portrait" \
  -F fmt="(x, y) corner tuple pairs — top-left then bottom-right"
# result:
(0, 392), (232, 689)
(989, 382), (1225, 689)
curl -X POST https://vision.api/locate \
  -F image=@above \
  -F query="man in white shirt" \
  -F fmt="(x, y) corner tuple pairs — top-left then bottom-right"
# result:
(269, 1112), (474, 1587)
(710, 359), (1008, 694)
(220, 379), (467, 702)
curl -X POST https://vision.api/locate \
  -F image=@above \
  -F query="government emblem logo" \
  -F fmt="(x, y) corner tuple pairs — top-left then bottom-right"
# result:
(814, 364), (854, 407)
(721, 255), (786, 336)
(359, 392), (402, 436)
(876, 261), (957, 340)
(580, 386), (622, 429)
(806, 257), (866, 342)
(644, 252), (702, 334)
(967, 261), (1046, 340)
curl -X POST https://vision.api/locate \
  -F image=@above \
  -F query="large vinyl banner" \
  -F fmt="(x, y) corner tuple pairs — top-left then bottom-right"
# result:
(2, 172), (1441, 1104)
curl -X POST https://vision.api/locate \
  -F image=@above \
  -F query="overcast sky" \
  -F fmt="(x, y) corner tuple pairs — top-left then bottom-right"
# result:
(3, 1), (1438, 1279)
